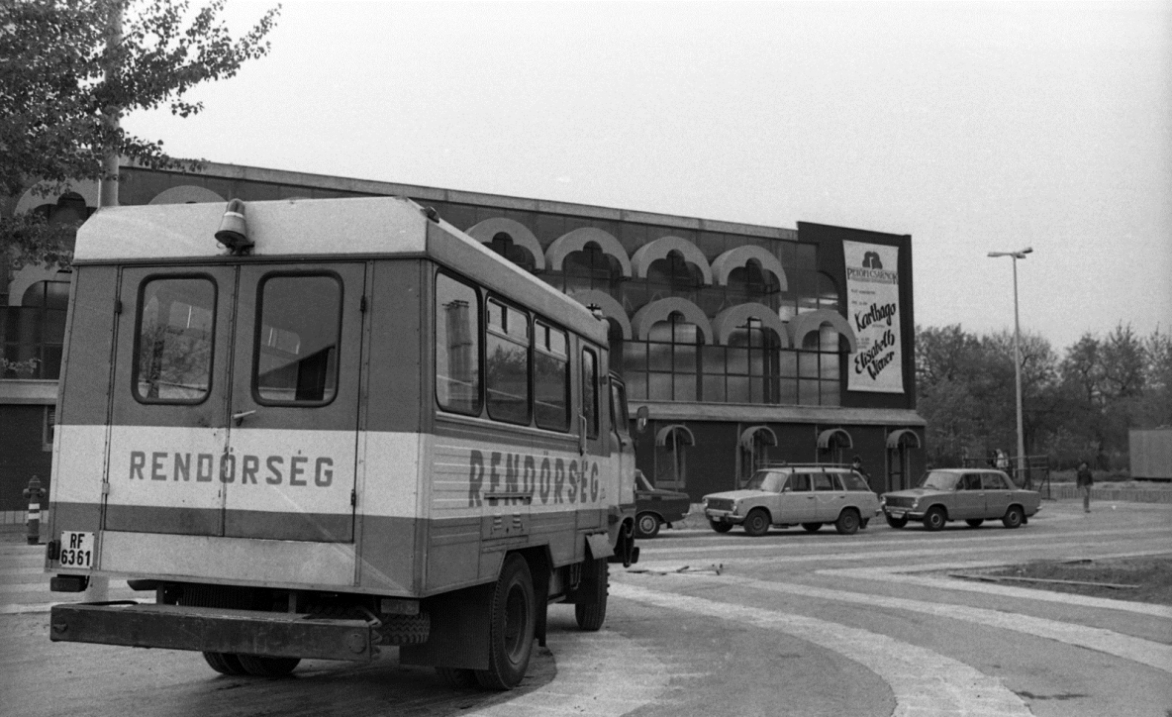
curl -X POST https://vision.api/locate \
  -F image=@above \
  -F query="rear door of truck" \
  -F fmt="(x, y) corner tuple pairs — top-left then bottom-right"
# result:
(103, 263), (367, 543)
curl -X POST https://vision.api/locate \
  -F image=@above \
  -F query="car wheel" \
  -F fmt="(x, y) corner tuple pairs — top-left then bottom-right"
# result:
(801, 523), (822, 533)
(743, 509), (771, 536)
(965, 519), (984, 528)
(885, 514), (908, 529)
(835, 509), (860, 535)
(1002, 506), (1024, 529)
(709, 519), (733, 534)
(635, 512), (661, 539)
(923, 506), (946, 531)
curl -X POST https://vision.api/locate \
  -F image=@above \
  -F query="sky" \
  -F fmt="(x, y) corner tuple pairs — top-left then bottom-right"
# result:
(122, 0), (1172, 353)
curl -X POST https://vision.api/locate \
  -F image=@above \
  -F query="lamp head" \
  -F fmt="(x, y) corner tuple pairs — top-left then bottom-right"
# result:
(215, 199), (253, 255)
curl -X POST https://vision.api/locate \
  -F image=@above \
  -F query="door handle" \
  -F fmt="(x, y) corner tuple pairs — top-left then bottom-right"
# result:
(232, 410), (256, 426)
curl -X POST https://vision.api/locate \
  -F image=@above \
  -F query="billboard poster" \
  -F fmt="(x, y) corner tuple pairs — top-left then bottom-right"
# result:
(844, 240), (904, 394)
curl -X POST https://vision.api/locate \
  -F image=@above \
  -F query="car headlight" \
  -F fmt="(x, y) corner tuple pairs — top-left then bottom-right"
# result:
(910, 499), (920, 509)
(701, 497), (709, 507)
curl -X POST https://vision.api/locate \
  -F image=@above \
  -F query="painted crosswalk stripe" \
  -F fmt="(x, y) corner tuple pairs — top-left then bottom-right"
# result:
(611, 581), (1033, 717)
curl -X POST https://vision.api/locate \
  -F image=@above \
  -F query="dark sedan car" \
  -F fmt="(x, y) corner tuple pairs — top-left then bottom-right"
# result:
(881, 468), (1041, 531)
(635, 470), (692, 538)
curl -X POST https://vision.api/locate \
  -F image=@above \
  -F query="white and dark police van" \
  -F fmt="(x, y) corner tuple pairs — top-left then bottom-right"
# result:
(44, 196), (639, 689)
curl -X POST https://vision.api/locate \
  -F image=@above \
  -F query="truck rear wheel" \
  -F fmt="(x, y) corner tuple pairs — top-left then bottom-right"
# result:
(574, 558), (609, 631)
(237, 654), (300, 677)
(436, 667), (479, 688)
(474, 554), (536, 690)
(203, 651), (247, 676)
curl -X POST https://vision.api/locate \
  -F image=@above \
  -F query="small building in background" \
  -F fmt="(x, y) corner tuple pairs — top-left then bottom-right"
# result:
(1129, 428), (1172, 481)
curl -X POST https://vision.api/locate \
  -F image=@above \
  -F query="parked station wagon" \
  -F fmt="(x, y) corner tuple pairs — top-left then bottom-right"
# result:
(702, 465), (881, 536)
(881, 468), (1041, 530)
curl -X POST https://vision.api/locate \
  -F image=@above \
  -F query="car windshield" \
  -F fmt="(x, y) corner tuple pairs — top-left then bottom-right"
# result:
(917, 471), (961, 490)
(635, 471), (653, 492)
(745, 470), (785, 493)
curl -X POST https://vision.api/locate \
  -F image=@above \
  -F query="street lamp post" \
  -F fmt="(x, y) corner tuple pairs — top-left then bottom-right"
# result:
(988, 247), (1033, 485)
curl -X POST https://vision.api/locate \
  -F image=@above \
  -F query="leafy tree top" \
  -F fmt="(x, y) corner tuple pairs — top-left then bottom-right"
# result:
(1, 0), (280, 267)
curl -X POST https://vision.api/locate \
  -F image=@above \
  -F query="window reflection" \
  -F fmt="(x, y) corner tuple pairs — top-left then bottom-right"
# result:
(135, 277), (215, 402)
(256, 275), (340, 403)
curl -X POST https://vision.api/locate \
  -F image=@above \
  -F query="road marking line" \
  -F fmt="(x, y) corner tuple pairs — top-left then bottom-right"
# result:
(820, 563), (1172, 619)
(465, 629), (669, 717)
(641, 572), (1172, 675)
(611, 582), (1033, 717)
(638, 526), (1169, 557)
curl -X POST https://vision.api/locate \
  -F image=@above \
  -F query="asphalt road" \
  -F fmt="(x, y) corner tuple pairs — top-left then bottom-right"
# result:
(2, 499), (1169, 717)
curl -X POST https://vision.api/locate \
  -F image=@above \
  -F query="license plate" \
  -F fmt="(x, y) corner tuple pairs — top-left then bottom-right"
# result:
(59, 531), (95, 569)
(888, 510), (905, 519)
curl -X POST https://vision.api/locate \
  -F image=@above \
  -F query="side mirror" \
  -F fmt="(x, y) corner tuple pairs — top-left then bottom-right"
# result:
(635, 406), (649, 434)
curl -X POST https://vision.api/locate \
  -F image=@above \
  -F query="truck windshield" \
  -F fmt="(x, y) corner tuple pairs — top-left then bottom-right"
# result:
(918, 471), (960, 490)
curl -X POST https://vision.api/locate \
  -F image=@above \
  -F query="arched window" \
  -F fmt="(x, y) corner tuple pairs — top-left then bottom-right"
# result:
(487, 232), (536, 272)
(2, 281), (70, 379)
(739, 425), (778, 486)
(655, 424), (694, 490)
(562, 243), (623, 294)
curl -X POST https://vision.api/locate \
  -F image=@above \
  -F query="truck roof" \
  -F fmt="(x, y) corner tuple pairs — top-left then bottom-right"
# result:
(73, 196), (609, 344)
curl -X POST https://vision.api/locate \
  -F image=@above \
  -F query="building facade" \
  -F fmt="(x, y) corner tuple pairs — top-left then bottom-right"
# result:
(0, 162), (924, 518)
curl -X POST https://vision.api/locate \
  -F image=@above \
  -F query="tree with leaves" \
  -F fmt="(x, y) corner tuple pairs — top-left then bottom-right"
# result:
(0, 0), (281, 269)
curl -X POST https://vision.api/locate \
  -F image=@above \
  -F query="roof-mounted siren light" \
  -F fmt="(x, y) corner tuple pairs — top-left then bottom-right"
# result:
(215, 199), (253, 255)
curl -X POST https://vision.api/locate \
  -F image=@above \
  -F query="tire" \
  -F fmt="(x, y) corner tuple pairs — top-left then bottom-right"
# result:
(923, 506), (946, 531)
(743, 509), (771, 536)
(709, 519), (733, 534)
(801, 523), (822, 533)
(574, 558), (608, 632)
(474, 554), (536, 690)
(835, 509), (860, 535)
(436, 667), (479, 688)
(236, 654), (300, 677)
(965, 519), (984, 528)
(203, 651), (247, 676)
(1002, 506), (1024, 529)
(635, 512), (661, 539)
(885, 514), (908, 529)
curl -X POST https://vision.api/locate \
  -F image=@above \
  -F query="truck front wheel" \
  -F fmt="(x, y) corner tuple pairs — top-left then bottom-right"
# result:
(475, 554), (536, 690)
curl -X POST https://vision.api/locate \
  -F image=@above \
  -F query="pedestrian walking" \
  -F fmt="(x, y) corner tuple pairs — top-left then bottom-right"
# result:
(850, 456), (870, 480)
(1076, 461), (1094, 513)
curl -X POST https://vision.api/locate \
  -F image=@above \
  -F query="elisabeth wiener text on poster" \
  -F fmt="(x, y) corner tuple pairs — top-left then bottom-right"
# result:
(844, 241), (904, 394)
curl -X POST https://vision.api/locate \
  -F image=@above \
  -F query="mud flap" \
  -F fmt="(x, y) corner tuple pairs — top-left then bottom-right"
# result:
(399, 582), (493, 670)
(585, 532), (613, 560)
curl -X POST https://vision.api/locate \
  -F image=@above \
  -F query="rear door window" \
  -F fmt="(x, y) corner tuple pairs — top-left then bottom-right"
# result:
(254, 274), (341, 404)
(814, 473), (841, 491)
(786, 473), (813, 492)
(134, 276), (216, 403)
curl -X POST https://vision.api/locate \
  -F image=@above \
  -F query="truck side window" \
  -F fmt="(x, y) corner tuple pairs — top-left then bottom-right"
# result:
(255, 274), (341, 404)
(134, 276), (215, 403)
(582, 348), (599, 438)
(485, 298), (530, 425)
(435, 273), (481, 415)
(610, 378), (630, 438)
(533, 320), (569, 431)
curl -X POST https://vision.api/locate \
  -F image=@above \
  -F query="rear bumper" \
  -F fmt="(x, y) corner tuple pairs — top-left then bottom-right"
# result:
(49, 602), (382, 662)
